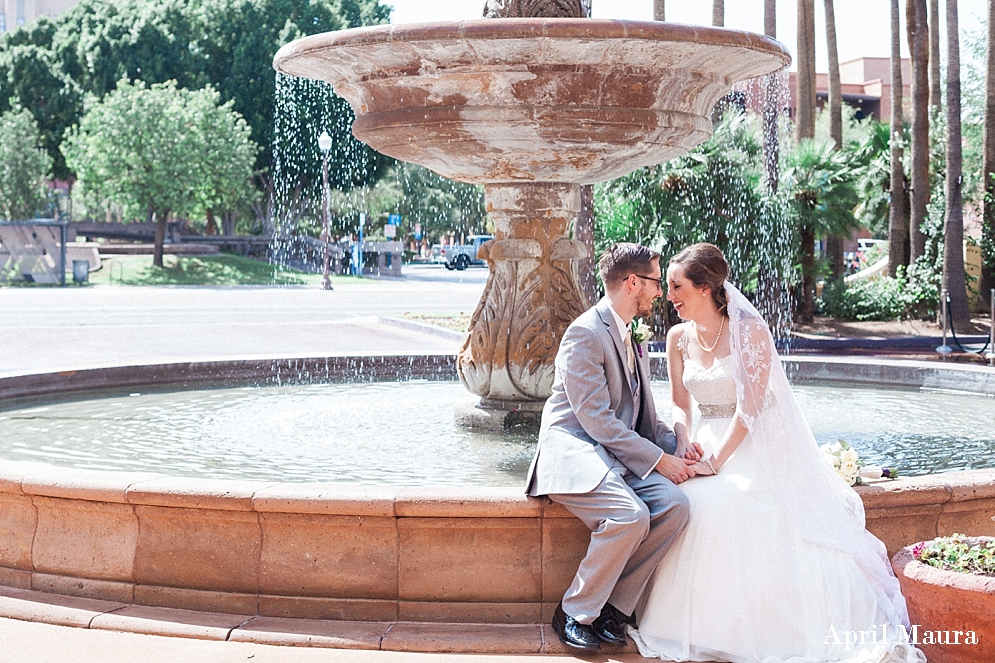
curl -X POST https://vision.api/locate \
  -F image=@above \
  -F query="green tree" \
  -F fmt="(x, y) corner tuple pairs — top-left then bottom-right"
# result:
(0, 107), (53, 220)
(0, 21), (83, 180)
(391, 163), (487, 245)
(783, 138), (862, 323)
(63, 80), (258, 266)
(595, 110), (795, 333)
(0, 0), (391, 218)
(185, 86), (260, 234)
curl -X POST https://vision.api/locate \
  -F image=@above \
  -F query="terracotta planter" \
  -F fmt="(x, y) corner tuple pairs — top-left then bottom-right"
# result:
(892, 538), (995, 662)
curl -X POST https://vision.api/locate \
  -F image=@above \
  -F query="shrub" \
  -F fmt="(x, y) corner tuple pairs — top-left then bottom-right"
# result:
(817, 254), (942, 322)
(913, 534), (995, 577)
(818, 277), (907, 321)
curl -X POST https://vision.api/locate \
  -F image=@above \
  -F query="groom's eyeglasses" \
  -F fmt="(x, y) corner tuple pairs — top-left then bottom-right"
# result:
(633, 274), (664, 290)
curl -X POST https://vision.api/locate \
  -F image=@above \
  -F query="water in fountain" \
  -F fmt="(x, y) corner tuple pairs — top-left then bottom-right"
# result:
(3, 380), (993, 483)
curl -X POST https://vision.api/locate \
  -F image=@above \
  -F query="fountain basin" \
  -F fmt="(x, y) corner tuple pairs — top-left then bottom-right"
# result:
(4, 366), (995, 481)
(273, 19), (791, 184)
(1, 356), (994, 627)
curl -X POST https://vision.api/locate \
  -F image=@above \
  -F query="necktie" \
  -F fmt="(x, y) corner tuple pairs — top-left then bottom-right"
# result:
(623, 332), (636, 374)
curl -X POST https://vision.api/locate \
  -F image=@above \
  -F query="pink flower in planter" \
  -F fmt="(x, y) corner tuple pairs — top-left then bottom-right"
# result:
(911, 541), (925, 559)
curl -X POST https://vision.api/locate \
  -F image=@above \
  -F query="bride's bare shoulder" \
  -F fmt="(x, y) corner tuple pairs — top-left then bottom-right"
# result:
(666, 323), (690, 354)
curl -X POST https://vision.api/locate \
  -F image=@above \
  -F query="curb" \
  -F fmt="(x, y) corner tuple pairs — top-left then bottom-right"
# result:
(378, 316), (466, 342)
(0, 586), (637, 655)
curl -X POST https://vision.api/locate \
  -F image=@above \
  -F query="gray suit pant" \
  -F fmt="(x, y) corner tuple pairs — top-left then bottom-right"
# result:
(548, 466), (690, 624)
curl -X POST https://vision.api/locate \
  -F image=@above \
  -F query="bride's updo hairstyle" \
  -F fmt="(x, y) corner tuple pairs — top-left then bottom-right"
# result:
(669, 243), (729, 314)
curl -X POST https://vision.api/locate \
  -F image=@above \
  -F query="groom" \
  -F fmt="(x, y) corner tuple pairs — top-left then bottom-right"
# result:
(526, 242), (696, 651)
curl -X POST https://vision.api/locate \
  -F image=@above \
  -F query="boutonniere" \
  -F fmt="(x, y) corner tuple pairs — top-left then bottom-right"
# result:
(630, 318), (653, 357)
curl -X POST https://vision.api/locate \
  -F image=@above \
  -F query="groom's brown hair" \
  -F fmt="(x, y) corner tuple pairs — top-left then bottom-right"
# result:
(598, 243), (660, 289)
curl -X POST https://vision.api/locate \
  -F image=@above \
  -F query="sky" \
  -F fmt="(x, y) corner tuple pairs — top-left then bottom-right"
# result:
(387, 0), (990, 73)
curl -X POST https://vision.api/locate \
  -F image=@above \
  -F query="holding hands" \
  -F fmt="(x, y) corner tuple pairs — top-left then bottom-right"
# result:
(665, 435), (714, 482)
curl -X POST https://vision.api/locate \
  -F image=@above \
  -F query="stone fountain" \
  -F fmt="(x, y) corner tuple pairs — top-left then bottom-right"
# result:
(273, 15), (790, 428)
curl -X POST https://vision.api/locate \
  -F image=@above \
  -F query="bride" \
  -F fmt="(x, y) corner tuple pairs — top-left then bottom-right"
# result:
(629, 243), (924, 663)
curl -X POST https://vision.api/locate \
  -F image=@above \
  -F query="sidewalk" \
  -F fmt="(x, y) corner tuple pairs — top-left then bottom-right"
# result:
(0, 617), (648, 663)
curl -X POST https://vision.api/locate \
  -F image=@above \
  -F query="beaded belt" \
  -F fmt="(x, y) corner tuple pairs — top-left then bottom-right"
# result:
(699, 403), (737, 419)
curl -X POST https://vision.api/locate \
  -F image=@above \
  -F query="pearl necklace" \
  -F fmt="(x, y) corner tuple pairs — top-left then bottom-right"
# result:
(695, 315), (726, 353)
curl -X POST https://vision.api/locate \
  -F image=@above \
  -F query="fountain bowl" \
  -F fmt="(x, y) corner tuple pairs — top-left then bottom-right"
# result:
(273, 19), (791, 184)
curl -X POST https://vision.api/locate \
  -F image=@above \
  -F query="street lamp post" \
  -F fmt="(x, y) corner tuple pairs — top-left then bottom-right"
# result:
(318, 131), (333, 291)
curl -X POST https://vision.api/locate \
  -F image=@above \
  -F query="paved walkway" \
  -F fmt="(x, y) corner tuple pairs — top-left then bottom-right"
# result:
(0, 269), (484, 377)
(0, 617), (648, 663)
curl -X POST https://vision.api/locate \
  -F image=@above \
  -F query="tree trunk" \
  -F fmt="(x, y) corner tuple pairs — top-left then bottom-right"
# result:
(982, 0), (995, 313)
(712, 0), (724, 26)
(153, 209), (169, 268)
(908, 0), (930, 263)
(796, 0), (817, 142)
(889, 0), (910, 276)
(800, 227), (816, 323)
(943, 0), (970, 327)
(654, 0), (665, 21)
(763, 0), (779, 193)
(823, 0), (846, 279)
(575, 184), (598, 308)
(929, 0), (943, 111)
(222, 211), (237, 236)
(205, 208), (218, 236)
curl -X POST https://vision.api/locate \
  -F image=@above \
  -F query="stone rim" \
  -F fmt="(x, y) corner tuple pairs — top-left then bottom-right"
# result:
(273, 19), (792, 76)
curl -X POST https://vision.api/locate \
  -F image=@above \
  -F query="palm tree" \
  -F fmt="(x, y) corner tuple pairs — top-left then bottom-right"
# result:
(713, 0), (724, 26)
(763, 0), (779, 192)
(907, 0), (930, 263)
(785, 140), (862, 323)
(929, 0), (942, 111)
(943, 0), (970, 327)
(796, 0), (817, 142)
(888, 0), (909, 276)
(823, 0), (846, 279)
(654, 0), (665, 21)
(982, 0), (995, 308)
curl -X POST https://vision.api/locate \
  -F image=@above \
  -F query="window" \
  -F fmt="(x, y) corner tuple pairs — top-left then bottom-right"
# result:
(0, 12), (6, 32)
(16, 0), (25, 25)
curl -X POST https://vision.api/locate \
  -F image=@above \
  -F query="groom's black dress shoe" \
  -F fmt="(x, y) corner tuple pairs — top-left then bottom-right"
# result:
(592, 603), (633, 645)
(551, 603), (601, 651)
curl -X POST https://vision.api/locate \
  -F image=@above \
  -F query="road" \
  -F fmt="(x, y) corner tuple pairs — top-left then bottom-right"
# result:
(0, 264), (488, 376)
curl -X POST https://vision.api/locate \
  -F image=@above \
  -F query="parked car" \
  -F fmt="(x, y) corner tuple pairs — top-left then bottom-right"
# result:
(431, 235), (493, 270)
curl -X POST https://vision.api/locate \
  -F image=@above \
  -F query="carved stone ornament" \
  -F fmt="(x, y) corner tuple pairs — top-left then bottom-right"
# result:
(458, 184), (589, 401)
(483, 0), (591, 19)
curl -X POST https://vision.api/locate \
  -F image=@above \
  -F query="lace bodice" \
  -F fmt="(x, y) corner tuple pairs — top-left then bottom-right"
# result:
(678, 329), (737, 407)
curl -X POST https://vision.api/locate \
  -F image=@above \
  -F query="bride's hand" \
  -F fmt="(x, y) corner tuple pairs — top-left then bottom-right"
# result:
(675, 438), (703, 461)
(692, 460), (716, 476)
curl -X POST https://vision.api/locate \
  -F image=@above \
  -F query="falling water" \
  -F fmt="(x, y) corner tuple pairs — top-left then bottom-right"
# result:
(268, 73), (385, 277)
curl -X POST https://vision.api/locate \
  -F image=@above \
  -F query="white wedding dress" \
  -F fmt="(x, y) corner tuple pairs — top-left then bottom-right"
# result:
(629, 319), (925, 663)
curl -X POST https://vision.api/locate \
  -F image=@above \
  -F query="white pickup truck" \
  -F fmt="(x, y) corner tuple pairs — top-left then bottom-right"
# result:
(431, 234), (493, 270)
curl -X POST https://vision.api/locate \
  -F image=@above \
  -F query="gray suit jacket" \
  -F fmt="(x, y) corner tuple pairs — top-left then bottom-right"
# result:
(526, 298), (678, 496)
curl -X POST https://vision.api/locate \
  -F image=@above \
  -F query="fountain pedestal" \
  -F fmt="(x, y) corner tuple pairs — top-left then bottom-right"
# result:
(456, 183), (588, 430)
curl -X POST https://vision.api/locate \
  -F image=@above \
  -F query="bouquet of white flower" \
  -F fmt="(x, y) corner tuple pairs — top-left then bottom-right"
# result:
(820, 440), (896, 486)
(821, 440), (862, 486)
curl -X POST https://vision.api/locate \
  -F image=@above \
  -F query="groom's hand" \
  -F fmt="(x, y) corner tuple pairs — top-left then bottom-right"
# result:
(655, 454), (697, 484)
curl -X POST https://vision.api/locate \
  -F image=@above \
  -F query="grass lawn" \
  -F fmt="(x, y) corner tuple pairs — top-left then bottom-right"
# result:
(86, 254), (371, 287)
(403, 311), (472, 332)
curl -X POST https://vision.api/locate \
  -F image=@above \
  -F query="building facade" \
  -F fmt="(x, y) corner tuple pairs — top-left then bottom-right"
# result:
(0, 0), (79, 33)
